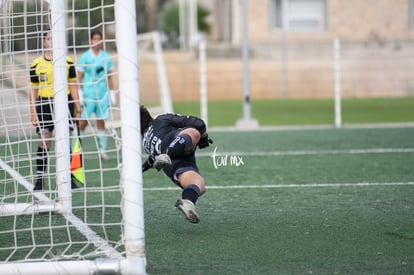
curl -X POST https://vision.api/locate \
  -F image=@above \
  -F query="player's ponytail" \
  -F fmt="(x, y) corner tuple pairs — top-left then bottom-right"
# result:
(140, 105), (153, 135)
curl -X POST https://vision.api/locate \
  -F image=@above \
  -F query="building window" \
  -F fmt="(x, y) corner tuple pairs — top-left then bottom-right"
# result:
(411, 0), (414, 29)
(270, 0), (326, 31)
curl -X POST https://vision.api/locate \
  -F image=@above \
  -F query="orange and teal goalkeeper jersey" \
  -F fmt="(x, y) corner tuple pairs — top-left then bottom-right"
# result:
(30, 56), (77, 98)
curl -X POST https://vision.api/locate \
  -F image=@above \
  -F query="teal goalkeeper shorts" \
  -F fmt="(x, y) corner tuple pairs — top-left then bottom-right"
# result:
(81, 97), (109, 120)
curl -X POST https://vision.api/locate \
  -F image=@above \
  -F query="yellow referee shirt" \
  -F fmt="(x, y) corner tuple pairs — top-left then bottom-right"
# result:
(30, 56), (77, 98)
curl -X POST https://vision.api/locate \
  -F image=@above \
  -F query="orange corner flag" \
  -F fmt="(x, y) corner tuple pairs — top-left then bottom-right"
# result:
(71, 137), (85, 185)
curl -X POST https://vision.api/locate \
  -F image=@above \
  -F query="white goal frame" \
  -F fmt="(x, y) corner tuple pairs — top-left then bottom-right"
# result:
(0, 0), (146, 274)
(136, 31), (173, 115)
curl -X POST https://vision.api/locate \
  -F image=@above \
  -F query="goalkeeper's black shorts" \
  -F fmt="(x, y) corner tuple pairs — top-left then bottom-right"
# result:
(163, 154), (200, 189)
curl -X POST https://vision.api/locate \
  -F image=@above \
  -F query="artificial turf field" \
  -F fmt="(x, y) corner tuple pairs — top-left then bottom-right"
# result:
(142, 126), (414, 274)
(1, 125), (414, 274)
(1, 100), (414, 273)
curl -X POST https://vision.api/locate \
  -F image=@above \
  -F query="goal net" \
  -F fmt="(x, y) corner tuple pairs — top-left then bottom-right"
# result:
(136, 31), (173, 117)
(0, 0), (146, 274)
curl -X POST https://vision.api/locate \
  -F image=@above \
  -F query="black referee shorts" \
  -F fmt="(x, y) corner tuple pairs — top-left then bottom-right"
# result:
(35, 96), (75, 134)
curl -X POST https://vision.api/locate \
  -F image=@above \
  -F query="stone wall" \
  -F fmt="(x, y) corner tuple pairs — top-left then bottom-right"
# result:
(139, 42), (414, 102)
(5, 41), (414, 105)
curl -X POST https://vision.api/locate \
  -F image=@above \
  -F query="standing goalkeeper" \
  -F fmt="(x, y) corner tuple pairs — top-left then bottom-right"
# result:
(76, 30), (115, 160)
(140, 106), (213, 224)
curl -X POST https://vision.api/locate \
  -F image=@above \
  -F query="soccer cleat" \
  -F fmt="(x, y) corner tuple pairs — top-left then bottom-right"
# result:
(33, 178), (43, 191)
(99, 152), (110, 160)
(175, 199), (200, 224)
(153, 154), (172, 171)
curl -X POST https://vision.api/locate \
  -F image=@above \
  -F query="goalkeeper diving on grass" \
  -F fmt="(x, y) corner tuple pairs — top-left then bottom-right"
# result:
(140, 106), (213, 224)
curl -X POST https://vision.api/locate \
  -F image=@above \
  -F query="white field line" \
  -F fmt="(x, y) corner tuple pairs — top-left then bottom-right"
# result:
(208, 122), (414, 132)
(196, 148), (414, 157)
(67, 147), (414, 163)
(144, 181), (414, 191)
(6, 147), (414, 163)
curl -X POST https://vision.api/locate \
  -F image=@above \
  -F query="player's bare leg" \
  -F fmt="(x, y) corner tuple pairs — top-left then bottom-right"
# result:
(96, 119), (109, 160)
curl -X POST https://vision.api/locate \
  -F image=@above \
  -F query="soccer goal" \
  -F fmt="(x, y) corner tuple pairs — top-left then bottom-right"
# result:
(107, 31), (173, 129)
(0, 0), (145, 274)
(136, 31), (173, 116)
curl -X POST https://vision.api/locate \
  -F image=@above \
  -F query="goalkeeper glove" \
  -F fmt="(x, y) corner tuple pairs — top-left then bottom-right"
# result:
(198, 135), (213, 149)
(110, 90), (117, 106)
(78, 89), (84, 105)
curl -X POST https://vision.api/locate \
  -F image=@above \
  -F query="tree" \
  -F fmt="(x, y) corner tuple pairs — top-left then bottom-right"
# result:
(160, 1), (211, 49)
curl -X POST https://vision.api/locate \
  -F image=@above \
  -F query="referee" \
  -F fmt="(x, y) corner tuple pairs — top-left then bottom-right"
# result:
(29, 29), (82, 191)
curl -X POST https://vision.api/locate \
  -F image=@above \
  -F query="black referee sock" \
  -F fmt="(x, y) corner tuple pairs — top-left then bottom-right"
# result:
(182, 184), (201, 205)
(167, 134), (192, 159)
(36, 146), (48, 175)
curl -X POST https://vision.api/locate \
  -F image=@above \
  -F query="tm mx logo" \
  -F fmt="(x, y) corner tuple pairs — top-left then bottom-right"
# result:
(210, 147), (244, 169)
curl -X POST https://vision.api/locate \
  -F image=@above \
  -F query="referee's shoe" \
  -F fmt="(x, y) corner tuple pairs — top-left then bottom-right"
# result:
(33, 177), (43, 191)
(33, 176), (79, 190)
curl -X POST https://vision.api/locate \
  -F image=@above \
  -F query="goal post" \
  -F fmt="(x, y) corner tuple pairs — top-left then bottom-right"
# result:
(136, 31), (173, 116)
(0, 0), (146, 274)
(108, 30), (174, 128)
(116, 0), (146, 273)
(51, 0), (73, 215)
